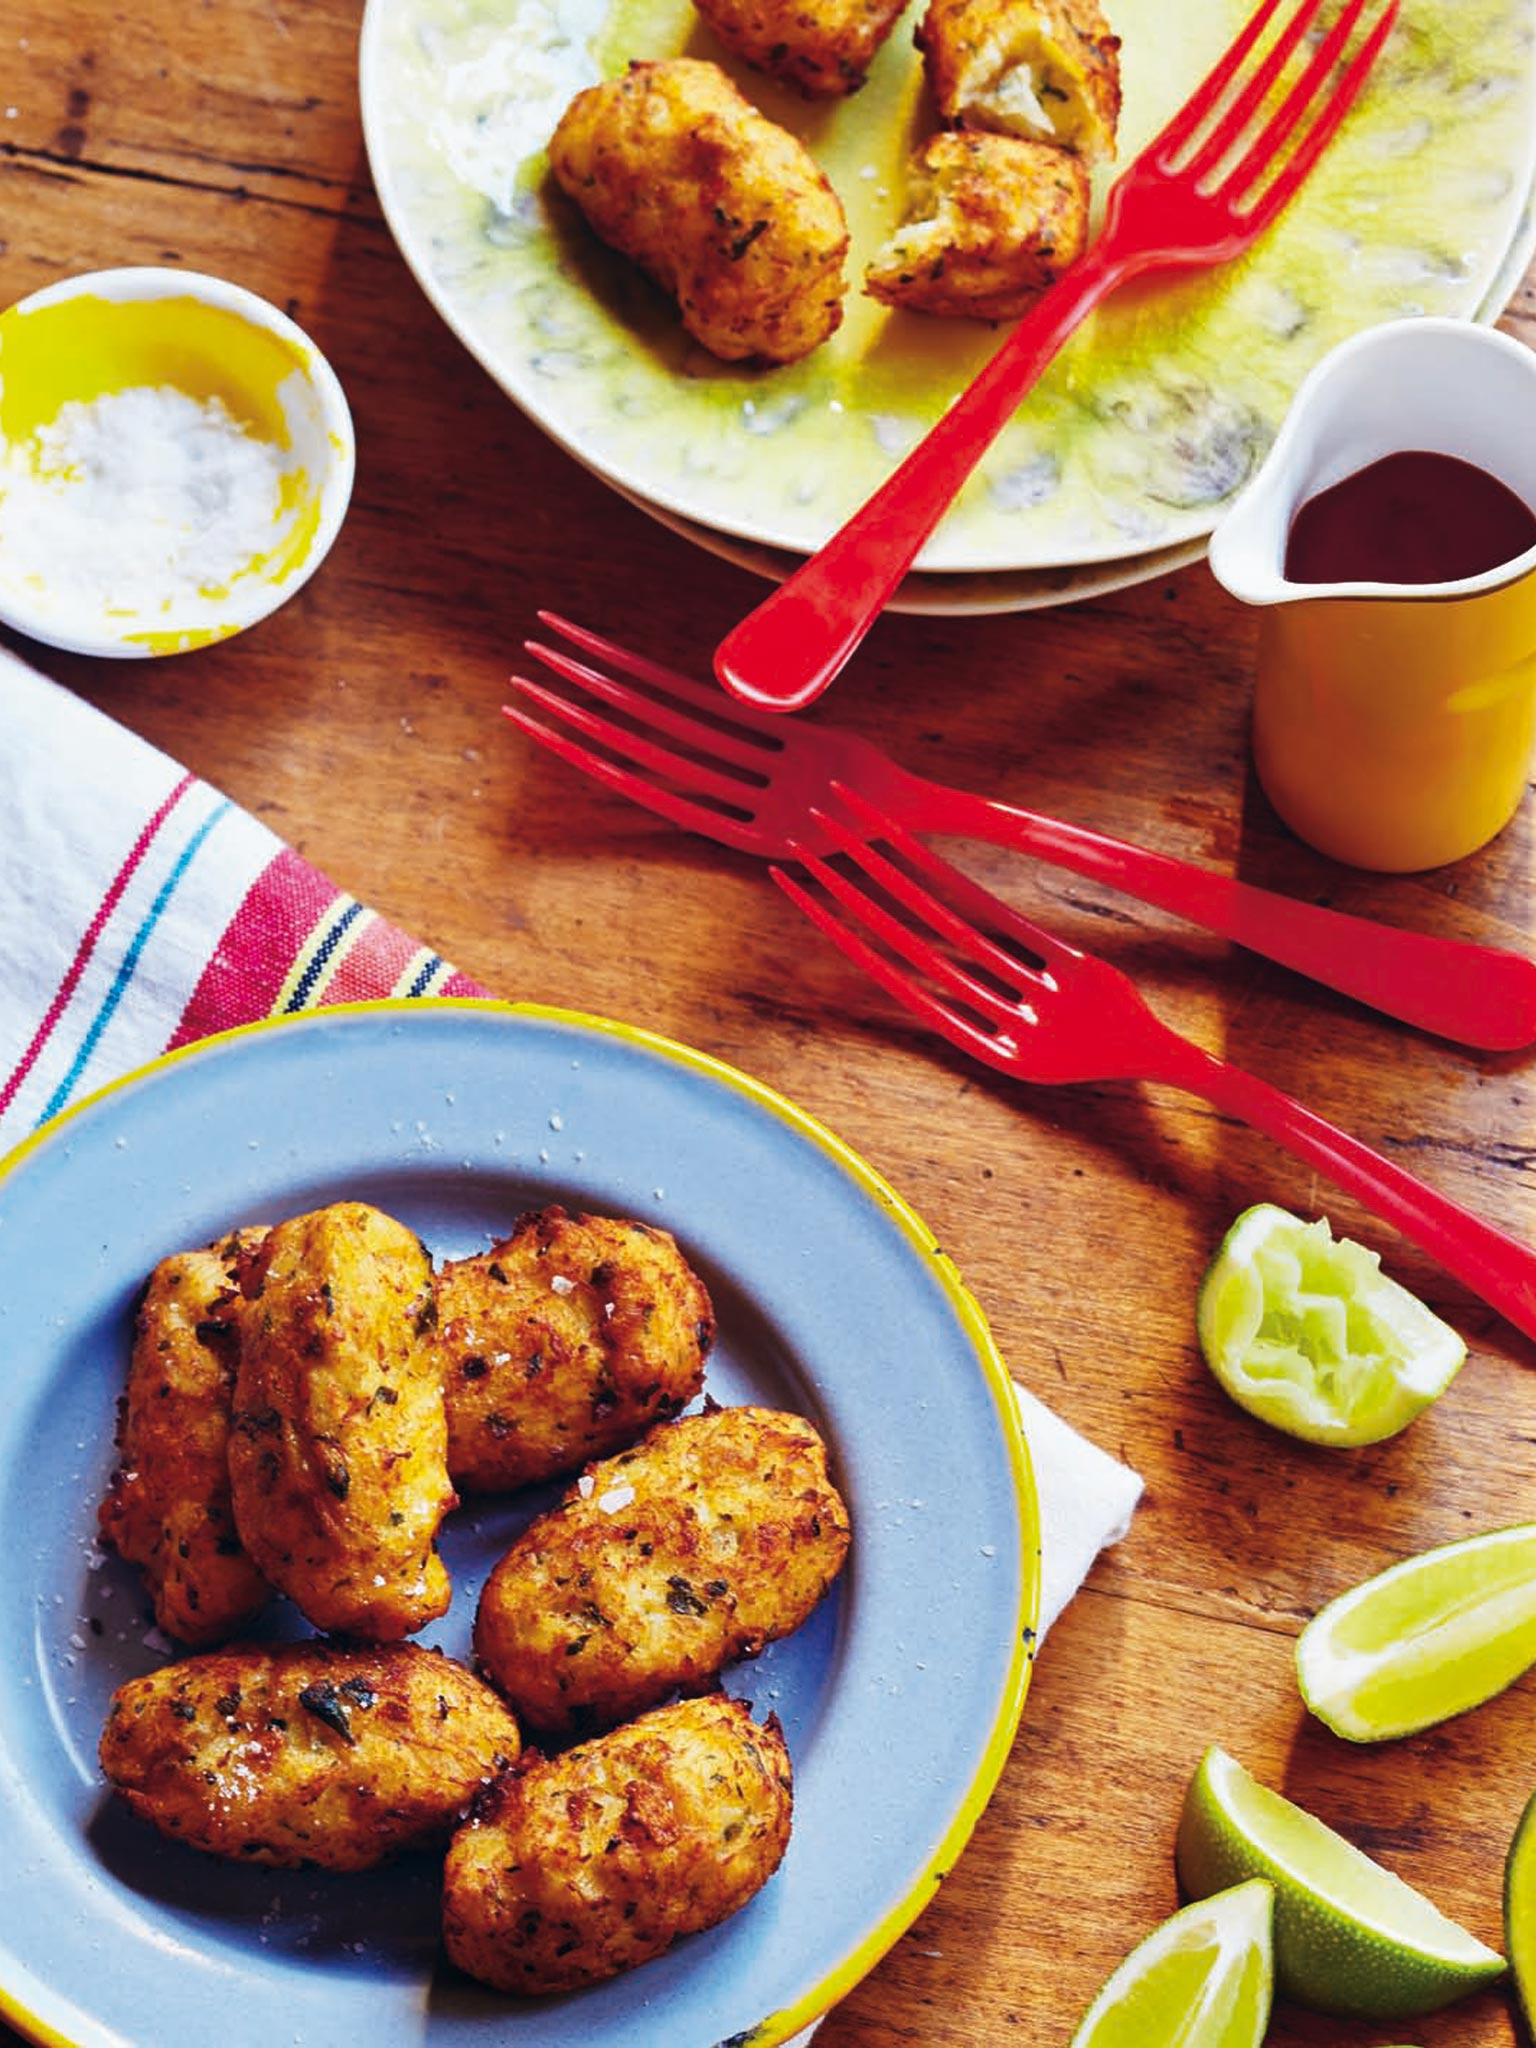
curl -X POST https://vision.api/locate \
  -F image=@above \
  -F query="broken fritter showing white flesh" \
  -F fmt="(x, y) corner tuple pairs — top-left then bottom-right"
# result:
(916, 0), (1122, 162)
(865, 131), (1091, 319)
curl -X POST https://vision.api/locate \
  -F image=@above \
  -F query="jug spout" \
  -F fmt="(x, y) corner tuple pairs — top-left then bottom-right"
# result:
(1210, 315), (1536, 610)
(1206, 454), (1293, 608)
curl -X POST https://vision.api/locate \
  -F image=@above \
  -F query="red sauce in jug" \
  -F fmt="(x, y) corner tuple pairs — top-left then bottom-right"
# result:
(1283, 450), (1536, 587)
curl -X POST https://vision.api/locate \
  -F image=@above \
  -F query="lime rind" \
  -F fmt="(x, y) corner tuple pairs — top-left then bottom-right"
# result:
(1297, 1522), (1536, 1742)
(1176, 1746), (1505, 2020)
(1068, 1879), (1274, 2048)
(1503, 1781), (1536, 2040)
(1195, 1204), (1466, 1448)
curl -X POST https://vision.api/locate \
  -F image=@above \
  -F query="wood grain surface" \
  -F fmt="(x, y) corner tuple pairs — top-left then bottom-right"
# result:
(3, 5), (1536, 2043)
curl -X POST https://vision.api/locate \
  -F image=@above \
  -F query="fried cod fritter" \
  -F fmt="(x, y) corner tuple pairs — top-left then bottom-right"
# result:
(692, 0), (909, 98)
(547, 59), (849, 364)
(228, 1202), (455, 1640)
(916, 0), (1122, 161)
(99, 1640), (521, 1871)
(865, 132), (1090, 319)
(438, 1207), (713, 1494)
(97, 1229), (272, 1648)
(474, 1404), (850, 1738)
(443, 1694), (792, 1994)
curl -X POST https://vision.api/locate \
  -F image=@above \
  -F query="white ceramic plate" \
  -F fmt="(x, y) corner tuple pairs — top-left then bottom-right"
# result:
(616, 475), (1209, 612)
(0, 1001), (1037, 2048)
(359, 0), (1536, 576)
(617, 169), (1536, 612)
(600, 152), (1536, 612)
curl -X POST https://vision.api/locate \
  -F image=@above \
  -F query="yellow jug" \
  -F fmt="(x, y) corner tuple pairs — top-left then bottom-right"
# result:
(1209, 317), (1536, 873)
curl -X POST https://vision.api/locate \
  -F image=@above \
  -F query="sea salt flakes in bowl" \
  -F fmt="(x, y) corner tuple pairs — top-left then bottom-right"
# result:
(0, 267), (355, 657)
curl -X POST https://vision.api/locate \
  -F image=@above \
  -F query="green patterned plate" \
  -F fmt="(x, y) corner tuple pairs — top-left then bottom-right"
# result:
(625, 170), (1536, 613)
(359, 0), (1536, 574)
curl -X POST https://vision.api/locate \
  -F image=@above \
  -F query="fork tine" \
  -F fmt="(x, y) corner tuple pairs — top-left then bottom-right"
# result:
(824, 781), (1091, 978)
(770, 864), (1018, 1069)
(1232, 0), (1399, 224)
(538, 613), (731, 708)
(526, 636), (777, 776)
(537, 613), (788, 751)
(510, 669), (762, 810)
(1219, 0), (1373, 192)
(1147, 0), (1289, 158)
(502, 699), (764, 853)
(791, 825), (1038, 1026)
(1175, 0), (1326, 182)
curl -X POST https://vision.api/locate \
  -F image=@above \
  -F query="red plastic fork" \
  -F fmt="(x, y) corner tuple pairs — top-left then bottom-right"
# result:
(508, 615), (1536, 1050)
(714, 0), (1401, 712)
(772, 786), (1536, 1344)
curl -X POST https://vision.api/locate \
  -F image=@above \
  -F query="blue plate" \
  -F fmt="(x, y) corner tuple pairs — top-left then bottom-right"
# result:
(0, 1001), (1038, 2048)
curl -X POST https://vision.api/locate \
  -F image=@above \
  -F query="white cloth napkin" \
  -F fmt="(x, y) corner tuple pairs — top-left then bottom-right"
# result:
(786, 1389), (1140, 2043)
(0, 639), (1143, 2039)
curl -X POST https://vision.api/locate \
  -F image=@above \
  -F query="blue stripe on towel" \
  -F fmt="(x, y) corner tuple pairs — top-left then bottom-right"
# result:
(35, 798), (234, 1127)
(405, 954), (444, 998)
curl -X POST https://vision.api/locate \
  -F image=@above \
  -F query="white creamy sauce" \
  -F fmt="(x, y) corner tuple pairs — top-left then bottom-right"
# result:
(417, 0), (608, 214)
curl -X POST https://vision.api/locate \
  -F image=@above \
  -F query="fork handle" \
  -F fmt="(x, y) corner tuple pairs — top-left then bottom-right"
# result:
(1160, 1035), (1536, 1342)
(895, 781), (1536, 1050)
(713, 243), (1130, 715)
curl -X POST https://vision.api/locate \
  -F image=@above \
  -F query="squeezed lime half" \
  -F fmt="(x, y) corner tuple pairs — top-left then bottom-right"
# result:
(1176, 1746), (1504, 2019)
(1297, 1521), (1536, 1742)
(1067, 1878), (1274, 2048)
(1195, 1204), (1466, 1446)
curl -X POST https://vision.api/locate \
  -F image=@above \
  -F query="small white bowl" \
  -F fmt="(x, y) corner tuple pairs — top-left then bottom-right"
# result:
(0, 267), (355, 658)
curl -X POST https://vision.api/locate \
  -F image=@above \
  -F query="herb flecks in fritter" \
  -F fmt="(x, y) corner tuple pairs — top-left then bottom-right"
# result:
(693, 0), (909, 97)
(866, 132), (1091, 320)
(548, 59), (849, 365)
(444, 1694), (792, 1993)
(438, 1206), (712, 1492)
(474, 1404), (850, 1738)
(100, 1640), (520, 1871)
(97, 1228), (273, 1647)
(229, 1202), (455, 1640)
(917, 0), (1122, 162)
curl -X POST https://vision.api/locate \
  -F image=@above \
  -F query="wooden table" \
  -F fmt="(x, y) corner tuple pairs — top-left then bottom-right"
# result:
(4, 5), (1535, 2043)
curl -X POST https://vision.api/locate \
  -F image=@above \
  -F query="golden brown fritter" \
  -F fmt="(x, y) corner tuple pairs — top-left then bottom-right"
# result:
(228, 1203), (455, 1640)
(547, 58), (849, 364)
(916, 0), (1122, 162)
(474, 1404), (850, 1738)
(693, 0), (908, 97)
(99, 1640), (520, 1871)
(438, 1206), (713, 1494)
(443, 1694), (791, 1994)
(865, 133), (1090, 319)
(97, 1229), (272, 1648)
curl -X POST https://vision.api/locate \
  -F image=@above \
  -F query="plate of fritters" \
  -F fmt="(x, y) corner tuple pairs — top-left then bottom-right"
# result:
(359, 0), (1536, 578)
(0, 999), (1037, 2048)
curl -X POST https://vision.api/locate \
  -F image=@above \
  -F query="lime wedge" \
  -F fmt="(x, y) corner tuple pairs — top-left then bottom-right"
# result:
(1176, 1747), (1504, 2018)
(1067, 1878), (1273, 2048)
(1296, 1522), (1536, 1741)
(1195, 1204), (1465, 1447)
(1503, 1784), (1536, 2037)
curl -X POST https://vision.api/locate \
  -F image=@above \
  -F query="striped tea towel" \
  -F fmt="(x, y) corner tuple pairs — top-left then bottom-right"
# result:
(0, 646), (486, 1146)
(0, 640), (1142, 2044)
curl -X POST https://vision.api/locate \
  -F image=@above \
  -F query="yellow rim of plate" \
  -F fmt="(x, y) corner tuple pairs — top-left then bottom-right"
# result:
(0, 995), (1040, 2048)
